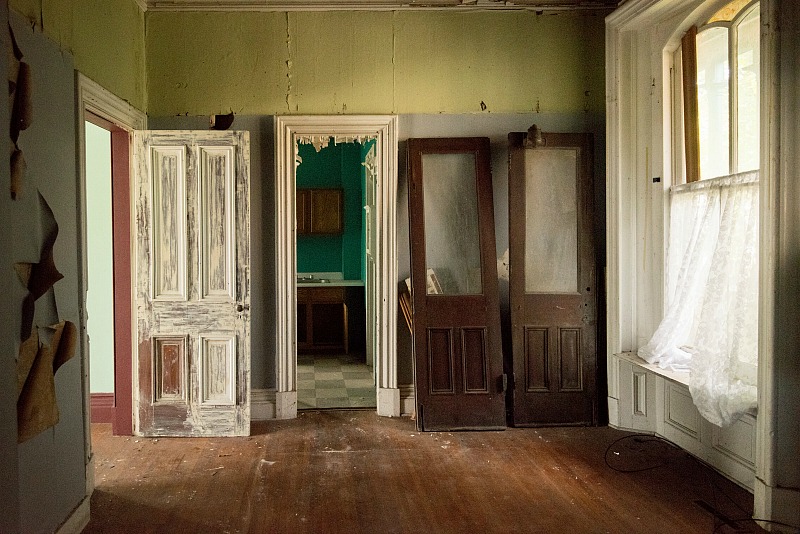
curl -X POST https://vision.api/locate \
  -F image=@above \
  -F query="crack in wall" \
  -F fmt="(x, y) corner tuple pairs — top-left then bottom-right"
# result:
(391, 13), (397, 114)
(285, 13), (293, 113)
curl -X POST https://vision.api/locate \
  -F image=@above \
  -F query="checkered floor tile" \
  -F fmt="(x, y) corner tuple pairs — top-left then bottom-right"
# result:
(297, 353), (377, 410)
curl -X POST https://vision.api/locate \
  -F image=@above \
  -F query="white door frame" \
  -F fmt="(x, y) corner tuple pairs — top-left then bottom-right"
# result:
(274, 115), (399, 418)
(76, 73), (146, 495)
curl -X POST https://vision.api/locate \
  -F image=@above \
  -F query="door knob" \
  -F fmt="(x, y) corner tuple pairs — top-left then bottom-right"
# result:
(237, 304), (250, 312)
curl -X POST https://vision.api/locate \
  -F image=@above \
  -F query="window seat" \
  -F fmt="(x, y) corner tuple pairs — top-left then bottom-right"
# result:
(608, 352), (756, 491)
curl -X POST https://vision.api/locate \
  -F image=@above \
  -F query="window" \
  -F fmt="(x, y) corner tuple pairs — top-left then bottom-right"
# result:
(682, 1), (760, 182)
(639, 0), (760, 427)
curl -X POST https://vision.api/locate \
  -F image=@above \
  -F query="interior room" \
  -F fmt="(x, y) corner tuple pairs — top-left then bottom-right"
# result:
(0, 0), (797, 532)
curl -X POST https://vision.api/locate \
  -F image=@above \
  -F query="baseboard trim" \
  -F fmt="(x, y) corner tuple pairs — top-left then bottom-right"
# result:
(90, 393), (115, 424)
(399, 383), (415, 416)
(754, 479), (800, 532)
(251, 388), (276, 420)
(377, 387), (400, 417)
(55, 495), (90, 534)
(251, 386), (415, 420)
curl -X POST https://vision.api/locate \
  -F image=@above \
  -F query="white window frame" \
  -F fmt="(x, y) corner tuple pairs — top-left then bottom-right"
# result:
(607, 0), (800, 527)
(676, 1), (761, 183)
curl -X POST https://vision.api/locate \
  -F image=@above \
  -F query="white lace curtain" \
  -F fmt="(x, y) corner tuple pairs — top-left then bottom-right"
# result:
(638, 171), (759, 426)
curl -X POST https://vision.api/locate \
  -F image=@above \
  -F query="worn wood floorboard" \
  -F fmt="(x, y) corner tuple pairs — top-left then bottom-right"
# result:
(83, 411), (764, 534)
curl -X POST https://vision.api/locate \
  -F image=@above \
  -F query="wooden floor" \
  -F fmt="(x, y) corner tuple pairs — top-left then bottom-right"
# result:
(84, 411), (764, 534)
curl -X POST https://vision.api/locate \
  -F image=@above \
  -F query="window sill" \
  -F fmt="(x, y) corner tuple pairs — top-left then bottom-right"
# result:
(615, 351), (691, 386)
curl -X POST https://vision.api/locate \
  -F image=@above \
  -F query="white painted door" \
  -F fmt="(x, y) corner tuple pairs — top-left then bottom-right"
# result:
(363, 143), (377, 369)
(133, 131), (250, 436)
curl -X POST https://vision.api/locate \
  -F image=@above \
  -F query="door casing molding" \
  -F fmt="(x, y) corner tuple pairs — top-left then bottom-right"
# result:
(76, 72), (146, 495)
(274, 115), (399, 418)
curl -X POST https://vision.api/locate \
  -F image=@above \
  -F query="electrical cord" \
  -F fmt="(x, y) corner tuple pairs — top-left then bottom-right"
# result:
(603, 433), (800, 534)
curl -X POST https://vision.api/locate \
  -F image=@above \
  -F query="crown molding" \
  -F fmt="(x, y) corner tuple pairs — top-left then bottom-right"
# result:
(143, 0), (618, 12)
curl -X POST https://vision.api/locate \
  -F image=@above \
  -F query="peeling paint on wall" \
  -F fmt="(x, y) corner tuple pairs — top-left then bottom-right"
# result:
(14, 193), (77, 443)
(296, 134), (378, 153)
(10, 0), (146, 111)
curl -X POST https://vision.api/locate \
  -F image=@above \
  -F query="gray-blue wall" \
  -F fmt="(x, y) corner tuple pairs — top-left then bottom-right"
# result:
(5, 12), (87, 534)
(150, 112), (606, 390)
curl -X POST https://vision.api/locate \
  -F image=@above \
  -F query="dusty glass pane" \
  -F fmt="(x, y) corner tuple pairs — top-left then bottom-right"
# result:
(737, 6), (760, 173)
(697, 26), (730, 179)
(524, 148), (578, 293)
(422, 153), (483, 295)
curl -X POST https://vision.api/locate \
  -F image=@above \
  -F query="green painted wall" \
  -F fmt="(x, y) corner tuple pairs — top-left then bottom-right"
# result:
(146, 11), (606, 116)
(296, 140), (364, 279)
(10, 0), (146, 111)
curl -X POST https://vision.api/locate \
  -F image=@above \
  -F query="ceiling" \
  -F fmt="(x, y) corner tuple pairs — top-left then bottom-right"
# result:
(141, 0), (620, 12)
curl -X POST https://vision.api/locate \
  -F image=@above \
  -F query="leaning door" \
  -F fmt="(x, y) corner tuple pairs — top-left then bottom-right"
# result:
(408, 137), (505, 431)
(364, 143), (377, 370)
(133, 131), (250, 436)
(509, 131), (597, 426)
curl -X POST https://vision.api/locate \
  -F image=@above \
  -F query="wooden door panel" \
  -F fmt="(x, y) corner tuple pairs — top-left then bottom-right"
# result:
(153, 336), (188, 403)
(462, 328), (488, 393)
(310, 189), (342, 234)
(151, 146), (187, 300)
(199, 335), (236, 405)
(408, 137), (505, 431)
(200, 147), (236, 300)
(427, 328), (454, 394)
(509, 131), (597, 427)
(135, 131), (250, 437)
(559, 328), (582, 390)
(524, 327), (548, 391)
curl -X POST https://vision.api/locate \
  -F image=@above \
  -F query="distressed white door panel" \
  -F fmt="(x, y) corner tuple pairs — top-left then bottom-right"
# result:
(153, 336), (188, 404)
(200, 334), (236, 406)
(151, 146), (187, 301)
(364, 143), (377, 369)
(134, 130), (250, 437)
(200, 146), (235, 301)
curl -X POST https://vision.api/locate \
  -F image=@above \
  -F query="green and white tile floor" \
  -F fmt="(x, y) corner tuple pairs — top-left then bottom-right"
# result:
(297, 353), (377, 409)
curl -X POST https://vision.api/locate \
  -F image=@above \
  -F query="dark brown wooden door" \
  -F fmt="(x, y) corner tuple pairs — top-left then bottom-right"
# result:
(509, 131), (597, 426)
(408, 137), (505, 431)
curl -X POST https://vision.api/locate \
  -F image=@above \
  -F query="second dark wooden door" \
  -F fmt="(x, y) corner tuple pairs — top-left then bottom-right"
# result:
(408, 137), (505, 431)
(509, 131), (597, 426)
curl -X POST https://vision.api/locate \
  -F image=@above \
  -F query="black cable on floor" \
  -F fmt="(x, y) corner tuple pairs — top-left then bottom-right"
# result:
(603, 433), (800, 534)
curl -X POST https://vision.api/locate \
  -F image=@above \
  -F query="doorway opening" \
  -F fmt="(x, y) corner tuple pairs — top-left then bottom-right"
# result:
(295, 138), (376, 410)
(275, 116), (399, 418)
(77, 74), (146, 490)
(84, 116), (117, 424)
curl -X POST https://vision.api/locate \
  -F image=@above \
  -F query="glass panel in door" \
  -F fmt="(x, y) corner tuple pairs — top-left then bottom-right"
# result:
(524, 148), (578, 293)
(422, 153), (483, 295)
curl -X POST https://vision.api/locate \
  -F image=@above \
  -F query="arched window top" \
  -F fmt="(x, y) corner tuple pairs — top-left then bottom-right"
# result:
(707, 0), (758, 24)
